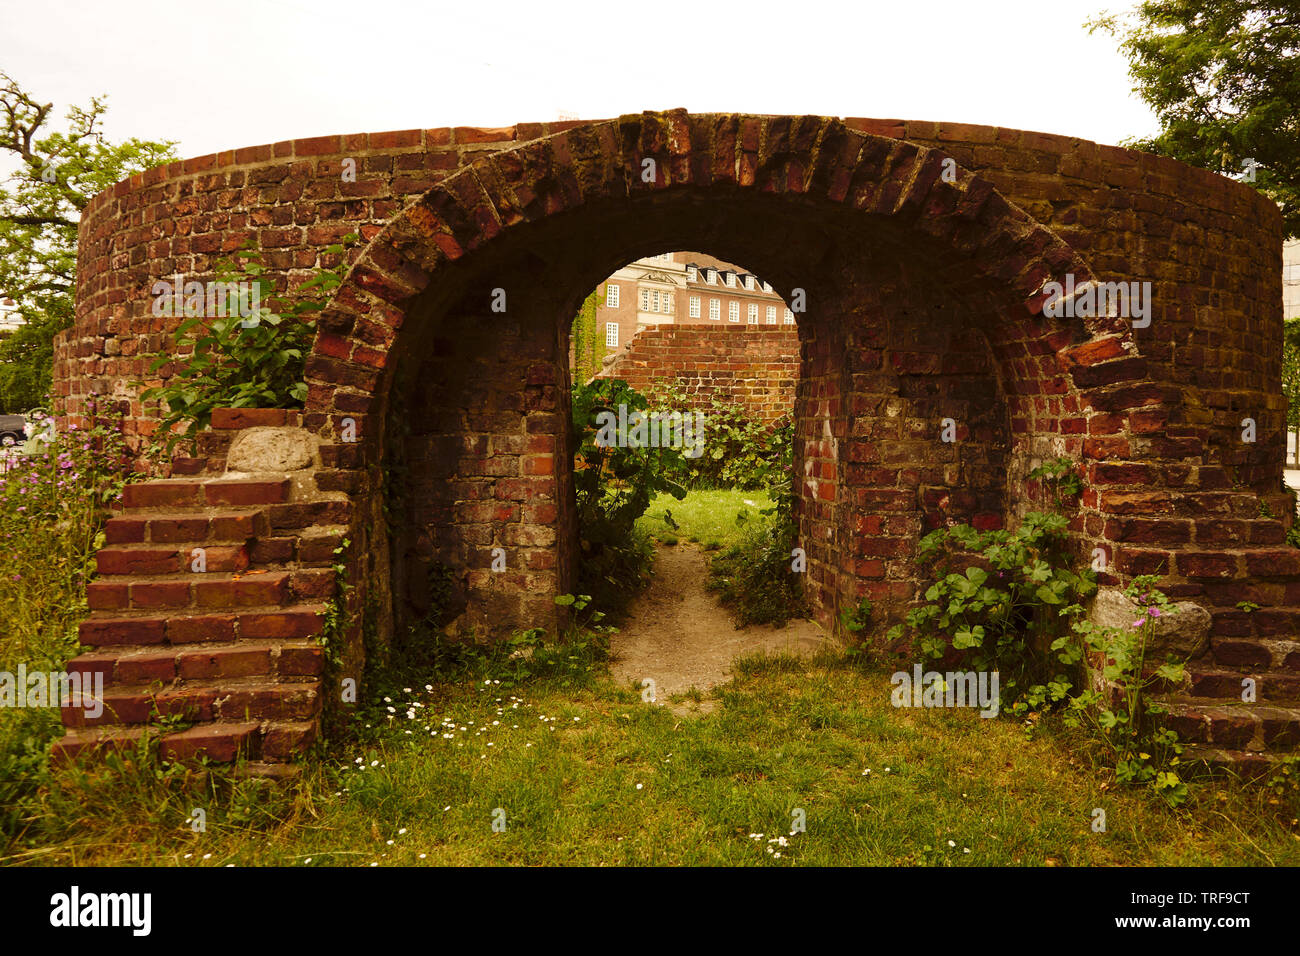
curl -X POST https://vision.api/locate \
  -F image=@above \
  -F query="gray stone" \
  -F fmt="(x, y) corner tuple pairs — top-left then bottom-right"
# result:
(226, 426), (315, 473)
(1091, 587), (1210, 660)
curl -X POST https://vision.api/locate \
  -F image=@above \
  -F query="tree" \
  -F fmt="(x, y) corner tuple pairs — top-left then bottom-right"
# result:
(0, 69), (177, 412)
(1089, 2), (1300, 237)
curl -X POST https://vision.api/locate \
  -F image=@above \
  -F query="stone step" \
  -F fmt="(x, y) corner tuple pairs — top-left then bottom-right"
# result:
(58, 677), (321, 729)
(84, 566), (336, 613)
(104, 508), (269, 546)
(66, 639), (324, 687)
(77, 603), (330, 647)
(51, 718), (317, 764)
(121, 477), (291, 512)
(95, 543), (251, 576)
(1184, 663), (1300, 700)
(1157, 697), (1300, 752)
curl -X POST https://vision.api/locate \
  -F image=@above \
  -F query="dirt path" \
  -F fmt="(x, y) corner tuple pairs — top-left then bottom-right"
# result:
(609, 542), (830, 714)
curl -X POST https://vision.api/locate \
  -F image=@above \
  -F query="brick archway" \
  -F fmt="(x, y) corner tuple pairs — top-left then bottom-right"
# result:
(300, 111), (1142, 641)
(59, 111), (1297, 765)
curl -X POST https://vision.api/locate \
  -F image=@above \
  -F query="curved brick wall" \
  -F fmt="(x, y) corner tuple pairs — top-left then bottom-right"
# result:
(60, 111), (1297, 767)
(58, 121), (573, 445)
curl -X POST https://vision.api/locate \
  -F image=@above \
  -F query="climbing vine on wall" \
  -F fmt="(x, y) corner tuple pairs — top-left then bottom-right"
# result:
(569, 288), (605, 384)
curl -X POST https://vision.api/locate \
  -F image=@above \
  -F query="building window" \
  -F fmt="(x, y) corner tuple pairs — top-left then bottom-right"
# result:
(726, 272), (737, 288)
(606, 322), (619, 347)
(687, 266), (697, 281)
(664, 293), (673, 314)
(652, 290), (661, 312)
(747, 303), (759, 324)
(606, 283), (619, 308)
(766, 306), (777, 324)
(709, 298), (720, 320)
(729, 301), (740, 322)
(706, 269), (717, 284)
(763, 281), (773, 293)
(690, 295), (701, 318)
(783, 308), (795, 324)
(640, 289), (650, 311)
(745, 276), (755, 291)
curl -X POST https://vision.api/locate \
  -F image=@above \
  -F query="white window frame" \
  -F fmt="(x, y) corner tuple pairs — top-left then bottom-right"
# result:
(605, 322), (619, 347)
(687, 266), (697, 281)
(606, 283), (619, 308)
(726, 273), (737, 288)
(766, 306), (777, 324)
(640, 289), (650, 312)
(747, 303), (759, 324)
(706, 269), (717, 285)
(689, 295), (701, 318)
(728, 301), (740, 322)
(709, 298), (720, 320)
(783, 308), (795, 324)
(745, 276), (755, 291)
(763, 281), (773, 293)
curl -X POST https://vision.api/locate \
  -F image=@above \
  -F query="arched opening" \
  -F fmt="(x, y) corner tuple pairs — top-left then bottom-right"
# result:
(302, 115), (1118, 667)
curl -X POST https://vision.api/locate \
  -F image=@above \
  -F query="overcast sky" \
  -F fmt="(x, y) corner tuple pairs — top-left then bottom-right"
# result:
(3, 0), (1158, 161)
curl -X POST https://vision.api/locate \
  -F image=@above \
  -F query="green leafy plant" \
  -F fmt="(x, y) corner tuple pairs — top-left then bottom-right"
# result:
(645, 380), (792, 491)
(1064, 576), (1189, 807)
(708, 509), (807, 628)
(571, 378), (687, 616)
(839, 595), (876, 666)
(889, 509), (1097, 711)
(141, 234), (357, 452)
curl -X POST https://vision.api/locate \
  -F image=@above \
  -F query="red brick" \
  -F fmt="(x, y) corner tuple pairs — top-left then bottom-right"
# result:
(167, 614), (238, 643)
(177, 645), (273, 679)
(162, 722), (259, 762)
(79, 617), (166, 646)
(205, 479), (291, 506)
(239, 606), (326, 639)
(194, 573), (290, 607)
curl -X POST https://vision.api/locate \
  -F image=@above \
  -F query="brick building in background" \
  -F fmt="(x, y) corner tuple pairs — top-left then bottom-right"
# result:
(1286, 239), (1300, 320)
(588, 251), (793, 359)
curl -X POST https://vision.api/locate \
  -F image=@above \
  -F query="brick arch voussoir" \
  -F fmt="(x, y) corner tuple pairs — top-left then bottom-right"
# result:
(304, 111), (1148, 457)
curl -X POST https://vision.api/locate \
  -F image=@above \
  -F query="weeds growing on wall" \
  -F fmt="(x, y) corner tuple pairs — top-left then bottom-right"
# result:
(886, 456), (1192, 805)
(140, 234), (358, 454)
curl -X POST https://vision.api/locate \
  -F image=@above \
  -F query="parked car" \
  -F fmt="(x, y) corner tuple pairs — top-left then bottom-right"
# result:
(0, 414), (27, 447)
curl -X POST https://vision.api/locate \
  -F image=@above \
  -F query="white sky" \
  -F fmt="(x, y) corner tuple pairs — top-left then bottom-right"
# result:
(2, 0), (1158, 161)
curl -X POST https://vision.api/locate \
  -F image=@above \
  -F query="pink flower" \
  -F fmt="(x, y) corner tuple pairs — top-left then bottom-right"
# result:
(1132, 618), (1145, 629)
(1148, 607), (1161, 617)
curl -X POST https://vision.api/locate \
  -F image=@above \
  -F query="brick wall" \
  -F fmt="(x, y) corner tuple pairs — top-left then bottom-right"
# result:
(596, 323), (799, 422)
(60, 111), (1300, 766)
(56, 121), (587, 452)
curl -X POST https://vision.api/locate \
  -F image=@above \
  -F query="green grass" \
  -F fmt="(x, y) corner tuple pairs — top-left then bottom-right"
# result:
(9, 650), (1299, 867)
(636, 489), (771, 550)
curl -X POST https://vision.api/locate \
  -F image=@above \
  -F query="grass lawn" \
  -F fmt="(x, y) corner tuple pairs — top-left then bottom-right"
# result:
(636, 489), (771, 549)
(8, 650), (1298, 867)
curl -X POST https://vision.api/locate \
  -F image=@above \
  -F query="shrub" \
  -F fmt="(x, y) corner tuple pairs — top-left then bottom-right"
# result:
(708, 512), (807, 627)
(570, 378), (686, 617)
(891, 510), (1097, 712)
(645, 379), (791, 491)
(141, 235), (357, 453)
